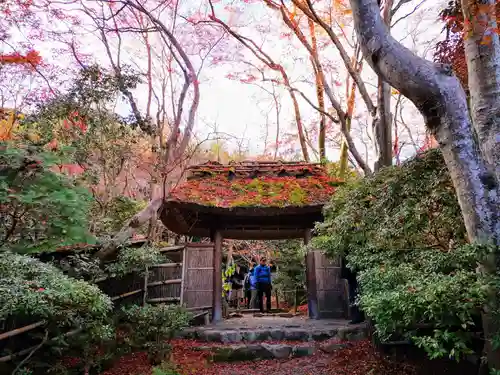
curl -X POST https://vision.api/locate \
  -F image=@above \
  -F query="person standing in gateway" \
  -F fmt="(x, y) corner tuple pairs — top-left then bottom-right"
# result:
(254, 257), (272, 313)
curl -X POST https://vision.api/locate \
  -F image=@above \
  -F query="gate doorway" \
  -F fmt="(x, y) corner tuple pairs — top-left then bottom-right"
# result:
(160, 161), (348, 322)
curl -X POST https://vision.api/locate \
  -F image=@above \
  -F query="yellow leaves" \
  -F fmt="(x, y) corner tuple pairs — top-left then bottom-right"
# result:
(26, 132), (41, 142)
(290, 4), (297, 22)
(0, 108), (22, 141)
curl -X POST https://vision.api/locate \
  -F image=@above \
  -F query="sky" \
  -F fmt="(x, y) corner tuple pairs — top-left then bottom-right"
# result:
(192, 0), (446, 164)
(3, 0), (447, 168)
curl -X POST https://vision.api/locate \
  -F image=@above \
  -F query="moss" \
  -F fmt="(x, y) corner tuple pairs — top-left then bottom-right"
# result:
(289, 187), (307, 205)
(171, 173), (340, 208)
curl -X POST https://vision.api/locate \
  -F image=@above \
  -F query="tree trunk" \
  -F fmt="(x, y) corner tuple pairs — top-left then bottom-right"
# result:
(373, 0), (393, 172)
(348, 0), (500, 369)
(96, 198), (164, 260)
(373, 79), (393, 171)
(461, 0), (500, 370)
(308, 19), (326, 162)
(340, 49), (362, 176)
(461, 0), (500, 182)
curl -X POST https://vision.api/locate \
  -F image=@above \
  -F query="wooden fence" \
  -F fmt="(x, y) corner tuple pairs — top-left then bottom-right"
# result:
(0, 244), (198, 366)
(96, 245), (185, 308)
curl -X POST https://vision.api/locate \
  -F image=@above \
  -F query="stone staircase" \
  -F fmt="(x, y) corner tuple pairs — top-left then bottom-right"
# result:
(178, 316), (368, 363)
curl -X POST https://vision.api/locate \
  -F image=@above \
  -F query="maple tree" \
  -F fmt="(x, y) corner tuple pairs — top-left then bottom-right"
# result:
(435, 0), (500, 92)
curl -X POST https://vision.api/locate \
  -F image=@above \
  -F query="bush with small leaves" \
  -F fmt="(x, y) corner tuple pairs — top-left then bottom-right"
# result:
(105, 246), (167, 278)
(0, 141), (94, 253)
(0, 252), (114, 373)
(314, 150), (484, 360)
(119, 304), (192, 365)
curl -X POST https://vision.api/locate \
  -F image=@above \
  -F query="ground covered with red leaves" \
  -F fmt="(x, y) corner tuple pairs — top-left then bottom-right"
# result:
(101, 339), (420, 375)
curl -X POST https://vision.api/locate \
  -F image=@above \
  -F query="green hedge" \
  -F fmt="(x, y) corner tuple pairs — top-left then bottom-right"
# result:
(313, 150), (485, 359)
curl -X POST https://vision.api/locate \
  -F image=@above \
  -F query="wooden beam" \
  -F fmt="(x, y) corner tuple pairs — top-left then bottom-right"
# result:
(180, 246), (186, 305)
(304, 229), (319, 318)
(147, 297), (180, 303)
(303, 228), (312, 245)
(158, 245), (185, 253)
(212, 231), (223, 323)
(0, 321), (45, 342)
(150, 262), (182, 268)
(111, 289), (143, 301)
(147, 279), (182, 287)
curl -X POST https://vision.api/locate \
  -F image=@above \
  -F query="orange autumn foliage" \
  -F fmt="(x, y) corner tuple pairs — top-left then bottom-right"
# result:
(0, 50), (42, 67)
(435, 0), (500, 91)
(170, 163), (343, 208)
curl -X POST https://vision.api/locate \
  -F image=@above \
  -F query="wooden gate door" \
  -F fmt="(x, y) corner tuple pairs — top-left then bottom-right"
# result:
(181, 243), (214, 310)
(306, 250), (347, 319)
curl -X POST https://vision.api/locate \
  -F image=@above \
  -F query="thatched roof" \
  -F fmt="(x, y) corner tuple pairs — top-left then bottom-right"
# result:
(161, 161), (342, 239)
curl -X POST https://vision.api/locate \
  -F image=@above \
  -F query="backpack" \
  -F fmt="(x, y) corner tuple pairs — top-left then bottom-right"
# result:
(243, 273), (251, 290)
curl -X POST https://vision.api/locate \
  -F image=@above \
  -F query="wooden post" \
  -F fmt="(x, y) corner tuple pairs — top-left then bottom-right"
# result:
(294, 287), (298, 314)
(212, 231), (223, 323)
(143, 265), (149, 306)
(304, 229), (319, 319)
(180, 246), (186, 306)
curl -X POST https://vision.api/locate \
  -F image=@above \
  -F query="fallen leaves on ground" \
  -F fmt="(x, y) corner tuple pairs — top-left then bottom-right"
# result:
(102, 339), (418, 375)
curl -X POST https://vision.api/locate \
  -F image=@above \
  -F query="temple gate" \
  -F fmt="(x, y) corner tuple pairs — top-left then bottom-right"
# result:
(160, 161), (347, 322)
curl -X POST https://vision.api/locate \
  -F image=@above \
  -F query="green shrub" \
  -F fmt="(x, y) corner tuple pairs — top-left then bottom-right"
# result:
(266, 240), (307, 307)
(0, 252), (114, 373)
(151, 362), (181, 375)
(313, 150), (483, 360)
(105, 246), (166, 278)
(119, 304), (192, 365)
(90, 196), (147, 237)
(0, 142), (94, 253)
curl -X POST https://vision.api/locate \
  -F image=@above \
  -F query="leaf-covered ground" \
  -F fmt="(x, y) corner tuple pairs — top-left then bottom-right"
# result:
(101, 339), (421, 375)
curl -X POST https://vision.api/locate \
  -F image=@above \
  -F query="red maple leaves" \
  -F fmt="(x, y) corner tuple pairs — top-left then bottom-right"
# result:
(0, 50), (41, 67)
(171, 172), (340, 208)
(62, 111), (88, 133)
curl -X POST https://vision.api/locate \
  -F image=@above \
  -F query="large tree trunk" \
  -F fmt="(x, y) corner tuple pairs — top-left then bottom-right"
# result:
(461, 0), (500, 182)
(461, 0), (500, 370)
(349, 0), (500, 369)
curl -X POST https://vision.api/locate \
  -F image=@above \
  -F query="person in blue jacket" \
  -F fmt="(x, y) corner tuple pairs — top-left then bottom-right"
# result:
(244, 265), (258, 309)
(254, 257), (272, 313)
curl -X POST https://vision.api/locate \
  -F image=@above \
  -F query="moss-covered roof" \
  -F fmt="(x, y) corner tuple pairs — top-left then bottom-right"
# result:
(168, 161), (342, 208)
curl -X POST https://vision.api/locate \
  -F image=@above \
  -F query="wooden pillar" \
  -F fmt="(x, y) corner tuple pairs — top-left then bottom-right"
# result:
(304, 229), (319, 319)
(212, 231), (223, 323)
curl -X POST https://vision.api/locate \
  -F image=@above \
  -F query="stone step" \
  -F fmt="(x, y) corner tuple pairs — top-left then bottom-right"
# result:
(193, 340), (354, 363)
(179, 325), (367, 344)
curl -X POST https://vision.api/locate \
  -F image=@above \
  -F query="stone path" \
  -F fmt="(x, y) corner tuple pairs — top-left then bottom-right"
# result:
(178, 316), (368, 363)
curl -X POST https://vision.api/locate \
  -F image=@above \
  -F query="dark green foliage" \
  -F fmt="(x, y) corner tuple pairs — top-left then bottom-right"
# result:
(30, 65), (146, 138)
(0, 252), (114, 373)
(119, 304), (192, 364)
(0, 252), (112, 325)
(91, 196), (147, 238)
(105, 246), (167, 278)
(0, 142), (94, 253)
(314, 150), (483, 359)
(269, 240), (307, 306)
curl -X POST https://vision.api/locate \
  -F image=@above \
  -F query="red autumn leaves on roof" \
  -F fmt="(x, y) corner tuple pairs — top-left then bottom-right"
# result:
(170, 171), (341, 208)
